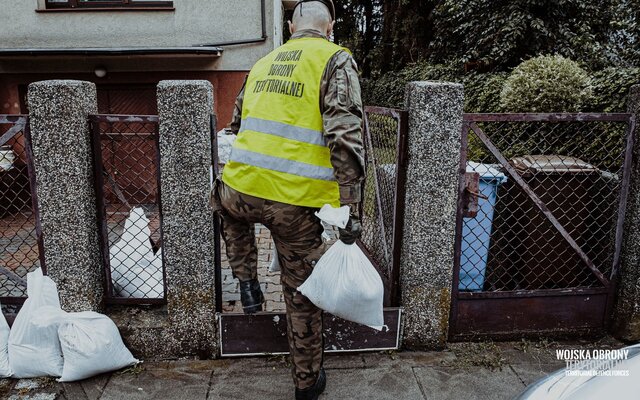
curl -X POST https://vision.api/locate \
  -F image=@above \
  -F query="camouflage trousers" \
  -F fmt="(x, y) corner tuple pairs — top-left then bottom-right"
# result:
(217, 181), (325, 390)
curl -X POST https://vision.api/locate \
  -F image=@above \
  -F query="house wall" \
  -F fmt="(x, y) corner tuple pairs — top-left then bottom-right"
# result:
(0, 70), (246, 127)
(1, 0), (281, 72)
(0, 1), (286, 125)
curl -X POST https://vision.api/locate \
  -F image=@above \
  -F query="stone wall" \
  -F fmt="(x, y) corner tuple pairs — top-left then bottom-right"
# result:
(27, 80), (103, 312)
(26, 79), (219, 359)
(400, 82), (464, 349)
(157, 80), (218, 357)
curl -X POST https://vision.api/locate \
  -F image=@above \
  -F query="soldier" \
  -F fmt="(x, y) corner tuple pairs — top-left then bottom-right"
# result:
(213, 0), (364, 398)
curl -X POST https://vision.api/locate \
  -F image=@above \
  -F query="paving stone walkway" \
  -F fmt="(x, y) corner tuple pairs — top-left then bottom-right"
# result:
(2, 340), (618, 400)
(220, 225), (285, 313)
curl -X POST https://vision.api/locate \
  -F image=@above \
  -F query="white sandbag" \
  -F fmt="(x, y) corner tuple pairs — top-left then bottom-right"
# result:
(298, 240), (385, 331)
(110, 207), (163, 298)
(320, 221), (335, 242)
(8, 268), (64, 378)
(0, 301), (11, 377)
(268, 247), (281, 273)
(217, 129), (236, 165)
(268, 221), (334, 273)
(314, 204), (350, 228)
(110, 207), (151, 286)
(119, 250), (164, 299)
(33, 308), (138, 382)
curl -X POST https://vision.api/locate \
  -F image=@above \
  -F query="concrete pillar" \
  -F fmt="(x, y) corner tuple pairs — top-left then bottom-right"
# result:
(157, 80), (217, 357)
(27, 80), (103, 311)
(400, 82), (464, 349)
(613, 84), (640, 340)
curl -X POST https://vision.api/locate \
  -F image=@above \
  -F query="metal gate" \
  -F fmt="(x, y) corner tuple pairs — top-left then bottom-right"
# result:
(216, 108), (407, 356)
(359, 106), (408, 307)
(90, 114), (167, 305)
(0, 115), (45, 311)
(450, 113), (635, 339)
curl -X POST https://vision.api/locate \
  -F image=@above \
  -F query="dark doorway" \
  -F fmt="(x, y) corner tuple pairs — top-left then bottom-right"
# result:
(97, 85), (157, 115)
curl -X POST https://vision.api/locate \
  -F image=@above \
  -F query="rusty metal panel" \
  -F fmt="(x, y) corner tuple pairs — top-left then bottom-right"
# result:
(219, 308), (402, 357)
(0, 116), (45, 304)
(451, 290), (608, 340)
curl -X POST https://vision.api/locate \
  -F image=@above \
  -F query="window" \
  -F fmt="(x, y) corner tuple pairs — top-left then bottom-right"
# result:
(44, 0), (174, 10)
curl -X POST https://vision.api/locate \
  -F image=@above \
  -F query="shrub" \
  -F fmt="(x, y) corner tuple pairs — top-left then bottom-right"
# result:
(361, 60), (638, 114)
(587, 67), (640, 112)
(463, 72), (509, 113)
(361, 61), (508, 112)
(361, 61), (636, 173)
(361, 63), (461, 108)
(500, 55), (592, 112)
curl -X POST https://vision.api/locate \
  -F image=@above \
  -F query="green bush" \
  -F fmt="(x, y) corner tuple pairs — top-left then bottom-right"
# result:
(361, 61), (636, 173)
(499, 55), (592, 112)
(361, 61), (508, 112)
(361, 63), (461, 108)
(587, 67), (640, 112)
(361, 60), (638, 115)
(463, 72), (509, 113)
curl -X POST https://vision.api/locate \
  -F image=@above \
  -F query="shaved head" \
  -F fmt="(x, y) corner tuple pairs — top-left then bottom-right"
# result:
(289, 1), (335, 37)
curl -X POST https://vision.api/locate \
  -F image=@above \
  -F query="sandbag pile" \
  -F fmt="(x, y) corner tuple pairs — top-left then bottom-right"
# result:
(0, 268), (138, 381)
(33, 307), (139, 382)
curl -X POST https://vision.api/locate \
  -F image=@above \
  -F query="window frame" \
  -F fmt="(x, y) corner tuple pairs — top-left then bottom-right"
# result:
(44, 0), (174, 10)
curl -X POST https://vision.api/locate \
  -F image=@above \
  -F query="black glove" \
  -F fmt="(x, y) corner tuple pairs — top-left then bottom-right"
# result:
(339, 215), (362, 245)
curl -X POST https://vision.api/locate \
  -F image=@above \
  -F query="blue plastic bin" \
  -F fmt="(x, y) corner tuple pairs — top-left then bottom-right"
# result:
(459, 162), (507, 291)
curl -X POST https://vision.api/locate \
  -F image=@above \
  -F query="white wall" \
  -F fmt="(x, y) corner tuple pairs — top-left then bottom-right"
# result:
(273, 0), (284, 48)
(0, 0), (281, 71)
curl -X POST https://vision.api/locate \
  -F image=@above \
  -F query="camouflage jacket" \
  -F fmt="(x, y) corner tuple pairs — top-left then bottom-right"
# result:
(227, 29), (365, 205)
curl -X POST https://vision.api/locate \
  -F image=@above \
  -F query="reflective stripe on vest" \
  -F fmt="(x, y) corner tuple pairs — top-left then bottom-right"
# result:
(223, 37), (348, 208)
(240, 117), (326, 147)
(229, 148), (336, 181)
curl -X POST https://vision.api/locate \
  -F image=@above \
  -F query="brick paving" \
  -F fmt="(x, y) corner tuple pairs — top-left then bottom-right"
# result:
(221, 224), (285, 313)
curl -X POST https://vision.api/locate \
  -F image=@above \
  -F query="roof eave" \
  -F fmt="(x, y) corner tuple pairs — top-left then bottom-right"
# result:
(0, 47), (224, 57)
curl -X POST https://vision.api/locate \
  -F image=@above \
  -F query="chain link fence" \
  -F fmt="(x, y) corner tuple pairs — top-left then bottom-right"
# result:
(360, 107), (408, 306)
(0, 116), (43, 303)
(459, 115), (631, 292)
(91, 115), (165, 304)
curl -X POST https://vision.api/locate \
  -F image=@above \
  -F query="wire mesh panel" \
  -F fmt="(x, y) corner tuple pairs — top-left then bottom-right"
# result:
(91, 115), (166, 304)
(360, 107), (408, 306)
(458, 114), (632, 293)
(0, 115), (44, 303)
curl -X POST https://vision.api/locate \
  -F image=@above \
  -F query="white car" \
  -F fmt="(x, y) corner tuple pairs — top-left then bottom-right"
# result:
(515, 344), (640, 399)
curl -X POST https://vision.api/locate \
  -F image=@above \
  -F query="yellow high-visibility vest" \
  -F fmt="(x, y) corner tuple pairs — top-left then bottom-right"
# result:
(222, 37), (349, 208)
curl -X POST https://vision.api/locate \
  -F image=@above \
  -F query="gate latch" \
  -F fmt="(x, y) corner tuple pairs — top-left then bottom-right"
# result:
(463, 172), (488, 218)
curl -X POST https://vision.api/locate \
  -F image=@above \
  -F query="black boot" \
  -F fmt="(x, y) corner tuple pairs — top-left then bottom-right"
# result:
(295, 368), (326, 400)
(239, 279), (264, 314)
